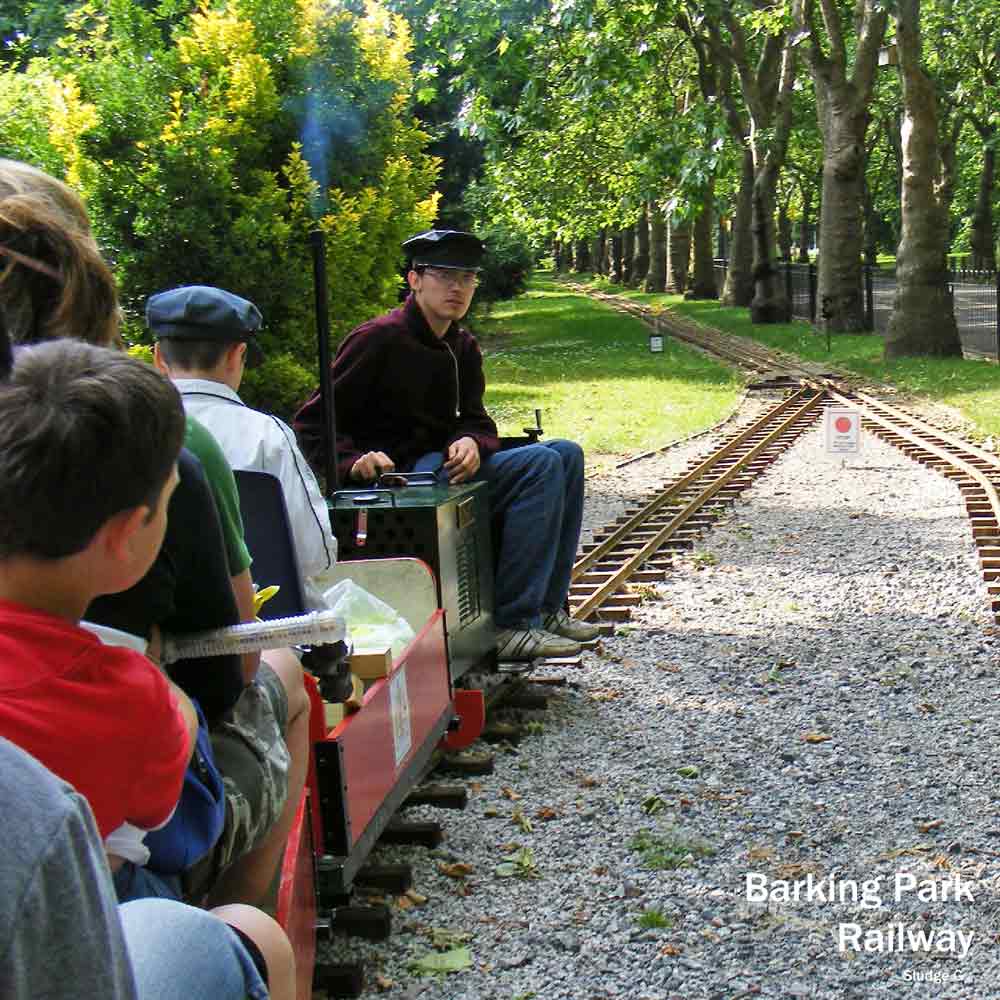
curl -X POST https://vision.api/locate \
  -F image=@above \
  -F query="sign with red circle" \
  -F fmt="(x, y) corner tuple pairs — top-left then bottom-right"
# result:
(825, 407), (861, 454)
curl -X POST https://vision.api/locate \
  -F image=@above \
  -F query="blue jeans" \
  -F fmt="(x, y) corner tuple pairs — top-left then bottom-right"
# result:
(413, 439), (585, 629)
(119, 898), (269, 1000)
(113, 862), (182, 903)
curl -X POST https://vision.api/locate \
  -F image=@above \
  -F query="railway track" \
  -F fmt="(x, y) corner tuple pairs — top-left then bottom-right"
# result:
(828, 384), (1000, 620)
(567, 288), (1000, 628)
(569, 387), (825, 621)
(579, 286), (844, 386)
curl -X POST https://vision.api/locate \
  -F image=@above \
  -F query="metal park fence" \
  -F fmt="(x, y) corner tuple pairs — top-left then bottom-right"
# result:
(712, 259), (1000, 361)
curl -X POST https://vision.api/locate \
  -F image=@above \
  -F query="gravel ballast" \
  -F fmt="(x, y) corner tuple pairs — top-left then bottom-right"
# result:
(322, 414), (1000, 1000)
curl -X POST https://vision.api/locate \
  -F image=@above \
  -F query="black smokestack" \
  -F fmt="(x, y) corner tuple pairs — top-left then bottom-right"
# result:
(310, 228), (338, 494)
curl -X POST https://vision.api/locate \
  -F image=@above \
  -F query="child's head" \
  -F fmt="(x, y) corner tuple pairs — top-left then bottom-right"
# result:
(148, 285), (264, 386)
(0, 159), (120, 347)
(0, 340), (185, 566)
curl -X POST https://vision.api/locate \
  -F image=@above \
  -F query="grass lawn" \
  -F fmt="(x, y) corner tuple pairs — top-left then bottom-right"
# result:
(470, 276), (743, 465)
(564, 273), (1000, 442)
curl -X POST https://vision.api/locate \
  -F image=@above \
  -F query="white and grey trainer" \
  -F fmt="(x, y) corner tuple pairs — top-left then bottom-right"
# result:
(495, 627), (582, 661)
(543, 607), (602, 642)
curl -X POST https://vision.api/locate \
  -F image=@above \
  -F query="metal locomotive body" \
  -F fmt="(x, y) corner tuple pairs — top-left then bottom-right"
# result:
(329, 478), (496, 680)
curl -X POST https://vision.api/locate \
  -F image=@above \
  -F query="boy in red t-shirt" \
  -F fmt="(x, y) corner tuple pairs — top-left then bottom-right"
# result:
(0, 340), (196, 867)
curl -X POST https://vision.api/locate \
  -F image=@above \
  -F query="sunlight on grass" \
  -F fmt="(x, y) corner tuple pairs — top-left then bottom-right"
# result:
(563, 273), (1000, 440)
(471, 277), (743, 460)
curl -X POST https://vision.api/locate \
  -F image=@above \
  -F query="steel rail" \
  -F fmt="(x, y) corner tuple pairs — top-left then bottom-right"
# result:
(571, 389), (826, 621)
(824, 384), (1000, 530)
(847, 387), (1000, 469)
(572, 386), (818, 577)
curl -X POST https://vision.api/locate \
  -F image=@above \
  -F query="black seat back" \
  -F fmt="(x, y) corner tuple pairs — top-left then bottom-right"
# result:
(233, 469), (307, 619)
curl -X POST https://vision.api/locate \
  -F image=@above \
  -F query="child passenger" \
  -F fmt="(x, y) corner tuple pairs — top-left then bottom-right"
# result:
(0, 157), (309, 910)
(1, 736), (294, 1000)
(0, 341), (194, 860)
(0, 342), (295, 997)
(148, 284), (338, 611)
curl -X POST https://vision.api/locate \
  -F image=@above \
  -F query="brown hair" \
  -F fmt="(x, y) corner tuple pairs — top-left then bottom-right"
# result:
(0, 159), (120, 348)
(156, 337), (235, 373)
(0, 340), (185, 560)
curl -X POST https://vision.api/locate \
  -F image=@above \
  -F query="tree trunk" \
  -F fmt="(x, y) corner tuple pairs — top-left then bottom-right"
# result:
(970, 136), (997, 271)
(633, 204), (650, 287)
(622, 225), (635, 285)
(610, 231), (624, 283)
(777, 199), (792, 261)
(937, 113), (962, 237)
(645, 206), (667, 292)
(723, 148), (754, 306)
(563, 241), (573, 272)
(797, 180), (813, 262)
(885, 113), (904, 247)
(749, 162), (789, 322)
(884, 0), (962, 358)
(861, 172), (878, 266)
(689, 178), (718, 299)
(815, 103), (870, 330)
(594, 230), (607, 275)
(709, 11), (795, 323)
(668, 217), (691, 293)
(795, 0), (886, 332)
(574, 239), (591, 273)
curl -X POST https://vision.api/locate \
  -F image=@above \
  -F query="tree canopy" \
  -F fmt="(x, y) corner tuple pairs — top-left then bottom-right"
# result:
(3, 0), (999, 362)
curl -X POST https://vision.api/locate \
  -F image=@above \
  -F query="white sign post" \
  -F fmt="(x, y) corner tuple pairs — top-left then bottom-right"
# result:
(825, 407), (861, 463)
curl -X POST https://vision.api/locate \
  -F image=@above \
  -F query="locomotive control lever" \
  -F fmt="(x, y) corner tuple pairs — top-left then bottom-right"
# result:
(523, 408), (544, 442)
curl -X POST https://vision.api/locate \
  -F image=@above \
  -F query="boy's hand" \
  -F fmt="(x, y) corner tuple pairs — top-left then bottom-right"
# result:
(444, 437), (480, 483)
(350, 451), (395, 483)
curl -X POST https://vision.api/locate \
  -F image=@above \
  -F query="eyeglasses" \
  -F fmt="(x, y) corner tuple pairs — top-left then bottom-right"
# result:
(422, 267), (479, 289)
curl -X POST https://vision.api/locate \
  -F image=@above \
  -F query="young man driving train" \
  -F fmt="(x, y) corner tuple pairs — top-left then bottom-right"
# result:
(295, 229), (600, 661)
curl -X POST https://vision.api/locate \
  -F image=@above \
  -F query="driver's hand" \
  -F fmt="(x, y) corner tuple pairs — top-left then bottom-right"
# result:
(443, 437), (480, 484)
(350, 451), (395, 483)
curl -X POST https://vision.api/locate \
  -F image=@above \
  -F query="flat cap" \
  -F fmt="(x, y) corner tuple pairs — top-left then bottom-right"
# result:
(402, 230), (485, 271)
(146, 285), (264, 367)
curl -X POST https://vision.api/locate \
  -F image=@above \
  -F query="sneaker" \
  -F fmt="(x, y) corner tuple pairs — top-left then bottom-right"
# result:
(495, 627), (582, 661)
(543, 607), (602, 642)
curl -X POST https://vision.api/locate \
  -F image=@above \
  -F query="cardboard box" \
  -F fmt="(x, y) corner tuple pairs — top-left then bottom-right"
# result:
(323, 673), (365, 730)
(350, 647), (393, 681)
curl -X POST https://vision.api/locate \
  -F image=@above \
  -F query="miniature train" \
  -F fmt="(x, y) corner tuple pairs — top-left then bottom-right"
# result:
(238, 462), (535, 997)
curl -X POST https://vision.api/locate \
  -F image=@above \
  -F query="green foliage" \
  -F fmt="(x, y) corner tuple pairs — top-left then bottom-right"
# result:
(0, 63), (64, 171)
(630, 827), (715, 871)
(0, 0), (76, 66)
(240, 351), (318, 417)
(475, 276), (742, 464)
(636, 908), (674, 930)
(465, 182), (534, 302)
(126, 342), (154, 365)
(6, 0), (439, 419)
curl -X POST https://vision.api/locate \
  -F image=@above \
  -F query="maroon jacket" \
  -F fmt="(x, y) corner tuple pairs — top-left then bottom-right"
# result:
(294, 295), (500, 484)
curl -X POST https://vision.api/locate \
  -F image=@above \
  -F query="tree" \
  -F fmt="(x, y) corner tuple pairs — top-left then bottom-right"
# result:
(709, 4), (798, 322)
(884, 0), (962, 358)
(920, 0), (1000, 270)
(6, 0), (440, 415)
(793, 0), (887, 332)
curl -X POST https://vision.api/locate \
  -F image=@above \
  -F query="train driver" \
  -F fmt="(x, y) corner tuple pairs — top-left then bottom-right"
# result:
(294, 228), (601, 662)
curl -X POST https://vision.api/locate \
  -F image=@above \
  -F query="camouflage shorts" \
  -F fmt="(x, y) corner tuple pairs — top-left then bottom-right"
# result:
(183, 663), (289, 900)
